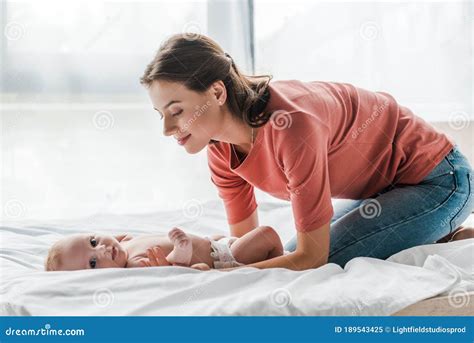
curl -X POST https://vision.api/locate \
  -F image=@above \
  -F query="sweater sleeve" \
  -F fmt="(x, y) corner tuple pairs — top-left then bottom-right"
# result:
(274, 111), (334, 232)
(207, 144), (257, 225)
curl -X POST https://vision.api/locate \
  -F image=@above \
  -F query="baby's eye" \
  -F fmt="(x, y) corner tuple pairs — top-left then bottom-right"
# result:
(89, 257), (97, 269)
(90, 237), (97, 247)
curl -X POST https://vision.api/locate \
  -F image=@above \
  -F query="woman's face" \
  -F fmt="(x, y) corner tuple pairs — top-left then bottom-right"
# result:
(147, 80), (225, 154)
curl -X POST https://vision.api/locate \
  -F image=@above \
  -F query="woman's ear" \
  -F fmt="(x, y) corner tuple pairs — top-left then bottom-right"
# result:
(211, 80), (227, 105)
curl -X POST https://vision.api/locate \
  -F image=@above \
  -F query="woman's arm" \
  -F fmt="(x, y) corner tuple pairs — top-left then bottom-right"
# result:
(222, 221), (331, 271)
(229, 208), (259, 238)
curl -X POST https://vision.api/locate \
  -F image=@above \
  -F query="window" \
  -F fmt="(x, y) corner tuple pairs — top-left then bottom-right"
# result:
(0, 0), (254, 220)
(254, 0), (472, 122)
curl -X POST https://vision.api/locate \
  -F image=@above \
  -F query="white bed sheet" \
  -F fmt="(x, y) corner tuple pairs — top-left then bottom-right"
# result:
(1, 200), (472, 316)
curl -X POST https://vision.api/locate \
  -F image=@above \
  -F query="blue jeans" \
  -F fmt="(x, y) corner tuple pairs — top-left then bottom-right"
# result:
(284, 145), (474, 267)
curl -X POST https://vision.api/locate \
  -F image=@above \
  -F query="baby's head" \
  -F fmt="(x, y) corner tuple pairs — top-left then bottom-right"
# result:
(45, 233), (128, 271)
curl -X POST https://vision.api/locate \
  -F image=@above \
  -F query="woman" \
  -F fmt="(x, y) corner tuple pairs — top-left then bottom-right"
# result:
(140, 34), (473, 270)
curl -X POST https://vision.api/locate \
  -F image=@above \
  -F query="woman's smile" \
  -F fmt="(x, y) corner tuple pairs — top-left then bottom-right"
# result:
(176, 133), (192, 145)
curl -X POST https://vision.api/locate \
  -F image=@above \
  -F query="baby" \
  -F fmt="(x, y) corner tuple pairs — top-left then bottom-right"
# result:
(45, 226), (284, 271)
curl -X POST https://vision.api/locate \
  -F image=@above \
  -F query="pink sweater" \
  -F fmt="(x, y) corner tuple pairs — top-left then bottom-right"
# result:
(207, 80), (454, 232)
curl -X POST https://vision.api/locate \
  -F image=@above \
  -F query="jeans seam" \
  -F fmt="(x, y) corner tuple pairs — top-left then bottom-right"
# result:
(449, 172), (473, 231)
(445, 145), (458, 161)
(420, 155), (453, 183)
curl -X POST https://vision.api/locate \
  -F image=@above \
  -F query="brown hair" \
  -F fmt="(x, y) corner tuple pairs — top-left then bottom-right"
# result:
(140, 34), (272, 131)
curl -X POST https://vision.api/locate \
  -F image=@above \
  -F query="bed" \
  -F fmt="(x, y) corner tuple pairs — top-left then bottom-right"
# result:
(1, 200), (472, 316)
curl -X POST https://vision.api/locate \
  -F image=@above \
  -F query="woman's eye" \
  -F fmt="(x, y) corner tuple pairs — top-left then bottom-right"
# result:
(172, 109), (183, 117)
(90, 237), (97, 247)
(89, 257), (97, 269)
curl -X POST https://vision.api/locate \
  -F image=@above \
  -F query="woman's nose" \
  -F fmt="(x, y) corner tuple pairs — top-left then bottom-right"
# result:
(163, 118), (178, 137)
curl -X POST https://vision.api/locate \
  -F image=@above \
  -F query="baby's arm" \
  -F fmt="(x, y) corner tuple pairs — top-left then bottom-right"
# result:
(130, 228), (194, 267)
(126, 258), (149, 268)
(165, 228), (193, 266)
(127, 228), (214, 269)
(230, 226), (284, 265)
(126, 247), (172, 268)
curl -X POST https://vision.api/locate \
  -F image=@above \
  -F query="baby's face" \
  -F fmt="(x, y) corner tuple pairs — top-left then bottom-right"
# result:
(58, 233), (128, 270)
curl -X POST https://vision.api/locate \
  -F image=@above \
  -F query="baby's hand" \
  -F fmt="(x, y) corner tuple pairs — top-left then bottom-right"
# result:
(191, 263), (211, 271)
(140, 247), (171, 267)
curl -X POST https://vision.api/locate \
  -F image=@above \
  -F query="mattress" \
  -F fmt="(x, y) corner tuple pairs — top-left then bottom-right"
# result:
(1, 200), (472, 316)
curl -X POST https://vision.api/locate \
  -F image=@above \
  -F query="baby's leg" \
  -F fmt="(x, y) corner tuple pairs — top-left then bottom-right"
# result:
(230, 226), (284, 265)
(166, 227), (193, 266)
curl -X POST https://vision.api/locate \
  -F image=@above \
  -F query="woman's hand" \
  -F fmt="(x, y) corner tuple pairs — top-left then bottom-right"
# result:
(140, 246), (172, 267)
(218, 222), (330, 271)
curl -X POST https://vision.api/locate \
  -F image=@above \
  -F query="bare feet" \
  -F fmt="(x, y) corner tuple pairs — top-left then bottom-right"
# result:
(166, 227), (193, 266)
(451, 227), (474, 241)
(436, 226), (474, 243)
